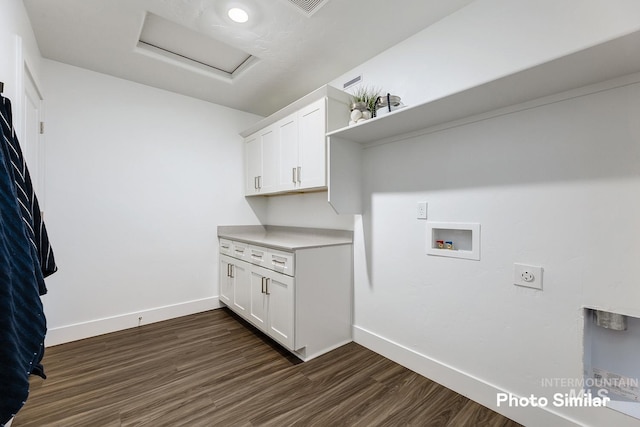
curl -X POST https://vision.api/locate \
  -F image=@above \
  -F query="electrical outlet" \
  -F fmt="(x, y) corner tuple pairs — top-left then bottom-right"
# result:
(417, 202), (427, 219)
(514, 263), (543, 290)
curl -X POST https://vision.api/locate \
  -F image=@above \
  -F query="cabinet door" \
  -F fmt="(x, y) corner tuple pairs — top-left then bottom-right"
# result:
(244, 133), (261, 195)
(232, 261), (250, 318)
(219, 255), (233, 305)
(249, 270), (268, 331)
(264, 270), (295, 350)
(260, 126), (279, 193)
(277, 113), (299, 191)
(297, 98), (326, 190)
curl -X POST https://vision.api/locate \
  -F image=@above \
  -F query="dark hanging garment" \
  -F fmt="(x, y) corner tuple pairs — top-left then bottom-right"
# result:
(0, 97), (57, 294)
(0, 94), (51, 426)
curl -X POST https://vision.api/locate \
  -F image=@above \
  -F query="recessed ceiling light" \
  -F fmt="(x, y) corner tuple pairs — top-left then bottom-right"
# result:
(228, 7), (249, 23)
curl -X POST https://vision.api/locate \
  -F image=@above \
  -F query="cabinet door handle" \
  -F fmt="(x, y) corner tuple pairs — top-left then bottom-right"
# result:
(229, 264), (234, 278)
(292, 167), (297, 184)
(227, 264), (231, 277)
(254, 176), (258, 190)
(261, 277), (266, 294)
(265, 278), (270, 295)
(297, 166), (301, 183)
(258, 176), (262, 189)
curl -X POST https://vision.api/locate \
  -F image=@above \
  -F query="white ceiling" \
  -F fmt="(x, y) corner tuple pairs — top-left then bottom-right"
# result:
(23, 0), (475, 116)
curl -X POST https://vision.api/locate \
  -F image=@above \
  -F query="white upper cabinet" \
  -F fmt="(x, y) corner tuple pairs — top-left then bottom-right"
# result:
(297, 98), (326, 190)
(244, 125), (279, 195)
(277, 113), (299, 191)
(242, 85), (350, 197)
(260, 126), (279, 193)
(244, 132), (261, 195)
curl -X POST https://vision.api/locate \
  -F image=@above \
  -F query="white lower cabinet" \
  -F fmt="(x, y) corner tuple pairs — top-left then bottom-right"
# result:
(232, 262), (250, 318)
(218, 237), (352, 361)
(248, 269), (268, 330)
(219, 255), (250, 318)
(249, 266), (295, 350)
(219, 256), (233, 305)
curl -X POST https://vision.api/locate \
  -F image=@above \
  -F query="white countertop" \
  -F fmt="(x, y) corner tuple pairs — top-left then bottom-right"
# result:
(217, 225), (353, 251)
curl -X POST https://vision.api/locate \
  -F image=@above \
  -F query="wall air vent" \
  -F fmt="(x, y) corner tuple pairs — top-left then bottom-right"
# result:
(284, 0), (331, 16)
(343, 75), (362, 90)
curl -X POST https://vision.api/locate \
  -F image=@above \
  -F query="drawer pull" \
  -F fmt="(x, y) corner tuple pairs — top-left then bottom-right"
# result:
(234, 247), (245, 254)
(251, 252), (264, 259)
(272, 257), (287, 266)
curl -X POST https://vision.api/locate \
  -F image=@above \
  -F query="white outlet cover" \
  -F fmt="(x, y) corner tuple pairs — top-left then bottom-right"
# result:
(514, 263), (543, 290)
(417, 201), (427, 219)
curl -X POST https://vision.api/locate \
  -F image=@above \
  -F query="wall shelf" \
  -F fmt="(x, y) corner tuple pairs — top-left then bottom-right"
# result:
(328, 29), (640, 145)
(327, 29), (640, 214)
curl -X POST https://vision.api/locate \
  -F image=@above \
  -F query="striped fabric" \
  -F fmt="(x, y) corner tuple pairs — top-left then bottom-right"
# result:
(0, 96), (47, 427)
(0, 97), (56, 295)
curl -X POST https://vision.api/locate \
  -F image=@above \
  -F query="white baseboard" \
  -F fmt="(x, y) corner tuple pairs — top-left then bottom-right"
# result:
(46, 297), (222, 347)
(353, 325), (579, 427)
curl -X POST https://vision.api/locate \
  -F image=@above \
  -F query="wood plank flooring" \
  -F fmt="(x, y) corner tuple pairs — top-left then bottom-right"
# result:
(13, 309), (522, 427)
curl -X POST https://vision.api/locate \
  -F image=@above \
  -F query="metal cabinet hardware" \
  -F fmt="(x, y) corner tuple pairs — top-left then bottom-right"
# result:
(260, 277), (271, 294)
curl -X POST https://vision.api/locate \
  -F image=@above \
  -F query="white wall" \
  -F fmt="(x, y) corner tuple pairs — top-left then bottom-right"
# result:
(357, 79), (640, 427)
(41, 60), (263, 344)
(324, 1), (640, 426)
(264, 191), (354, 230)
(331, 0), (640, 107)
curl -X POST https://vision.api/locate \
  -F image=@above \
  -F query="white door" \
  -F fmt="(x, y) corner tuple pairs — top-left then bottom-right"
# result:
(297, 98), (326, 190)
(260, 126), (279, 193)
(244, 133), (261, 195)
(249, 269), (268, 331)
(264, 270), (295, 350)
(232, 262), (250, 317)
(22, 70), (45, 205)
(219, 256), (233, 305)
(277, 113), (298, 191)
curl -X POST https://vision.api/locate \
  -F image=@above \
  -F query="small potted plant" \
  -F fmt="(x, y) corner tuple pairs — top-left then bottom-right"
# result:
(349, 86), (380, 124)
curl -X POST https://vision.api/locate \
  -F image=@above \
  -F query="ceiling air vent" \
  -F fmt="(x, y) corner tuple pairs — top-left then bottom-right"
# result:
(284, 0), (331, 16)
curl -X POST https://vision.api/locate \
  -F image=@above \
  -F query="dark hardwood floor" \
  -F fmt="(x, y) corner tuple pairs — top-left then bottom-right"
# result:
(13, 309), (522, 427)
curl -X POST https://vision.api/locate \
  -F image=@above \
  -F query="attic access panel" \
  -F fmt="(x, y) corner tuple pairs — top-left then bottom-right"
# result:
(138, 12), (254, 77)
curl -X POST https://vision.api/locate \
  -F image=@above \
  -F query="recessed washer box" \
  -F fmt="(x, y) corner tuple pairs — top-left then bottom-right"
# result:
(426, 222), (480, 260)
